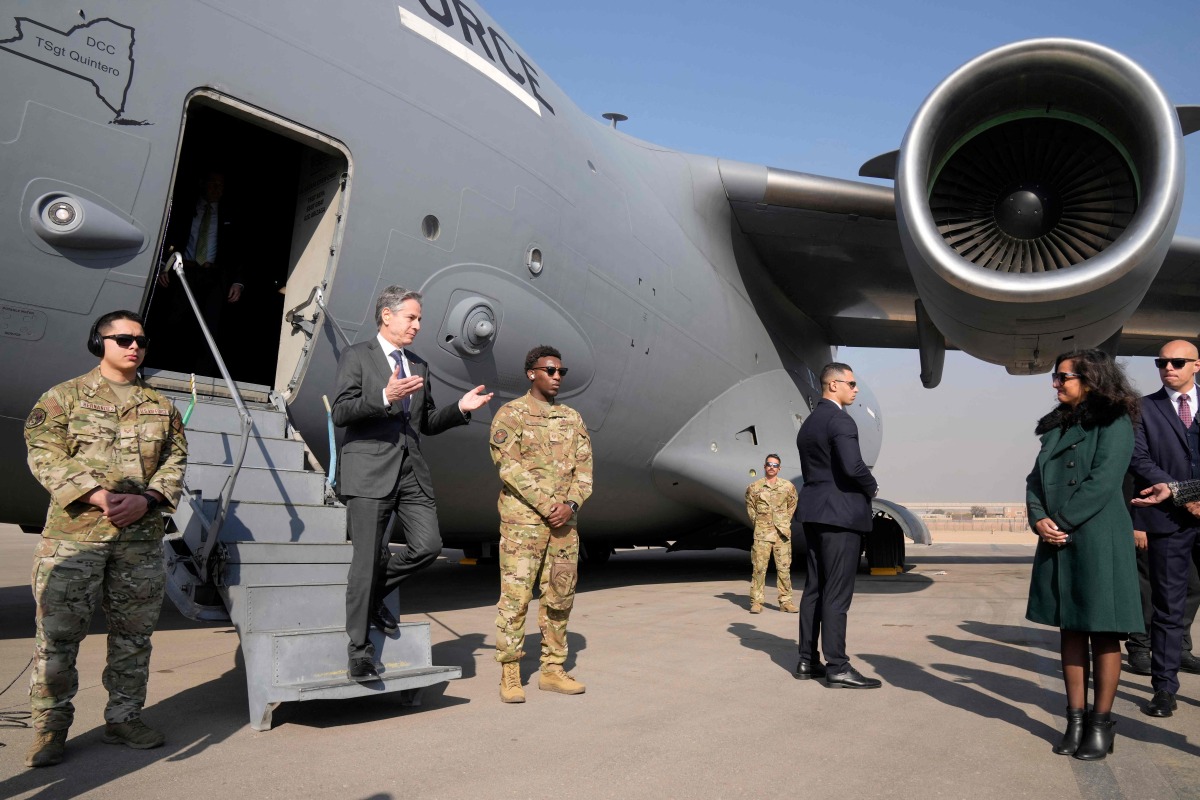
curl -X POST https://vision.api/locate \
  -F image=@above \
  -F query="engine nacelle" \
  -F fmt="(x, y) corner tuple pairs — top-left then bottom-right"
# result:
(895, 39), (1185, 373)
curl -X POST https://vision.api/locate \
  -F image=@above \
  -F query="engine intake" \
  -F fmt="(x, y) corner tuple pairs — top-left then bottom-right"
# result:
(896, 39), (1185, 373)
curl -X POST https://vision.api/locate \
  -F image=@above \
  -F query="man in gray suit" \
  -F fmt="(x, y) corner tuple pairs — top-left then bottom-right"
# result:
(332, 285), (492, 682)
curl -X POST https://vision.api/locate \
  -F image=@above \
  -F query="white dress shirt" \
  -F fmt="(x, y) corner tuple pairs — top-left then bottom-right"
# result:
(376, 333), (411, 410)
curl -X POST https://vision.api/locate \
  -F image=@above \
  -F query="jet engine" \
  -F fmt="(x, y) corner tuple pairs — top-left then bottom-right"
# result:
(895, 39), (1186, 374)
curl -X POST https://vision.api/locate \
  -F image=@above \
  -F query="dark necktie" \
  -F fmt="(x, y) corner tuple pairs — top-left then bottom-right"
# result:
(390, 350), (410, 417)
(1180, 394), (1192, 429)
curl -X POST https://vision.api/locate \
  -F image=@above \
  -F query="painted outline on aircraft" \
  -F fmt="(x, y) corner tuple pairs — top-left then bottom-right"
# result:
(0, 16), (141, 122)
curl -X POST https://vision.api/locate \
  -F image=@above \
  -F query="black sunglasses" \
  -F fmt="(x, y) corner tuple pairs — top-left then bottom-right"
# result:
(1155, 358), (1194, 370)
(530, 366), (568, 377)
(765, 462), (781, 468)
(828, 379), (857, 389)
(103, 334), (149, 349)
(1051, 371), (1080, 384)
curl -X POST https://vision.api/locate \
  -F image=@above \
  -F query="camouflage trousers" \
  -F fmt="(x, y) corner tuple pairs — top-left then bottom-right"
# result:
(494, 523), (579, 667)
(29, 538), (165, 731)
(749, 537), (792, 605)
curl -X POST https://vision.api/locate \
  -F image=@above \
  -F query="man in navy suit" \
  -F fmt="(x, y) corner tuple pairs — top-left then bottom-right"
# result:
(331, 285), (492, 682)
(1129, 339), (1200, 717)
(794, 362), (881, 688)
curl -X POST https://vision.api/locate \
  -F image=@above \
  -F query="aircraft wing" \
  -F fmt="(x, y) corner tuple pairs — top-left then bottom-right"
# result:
(721, 163), (920, 351)
(721, 161), (1200, 363)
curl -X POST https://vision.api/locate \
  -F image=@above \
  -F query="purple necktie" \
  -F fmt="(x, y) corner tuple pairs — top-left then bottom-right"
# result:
(1180, 394), (1192, 429)
(390, 350), (410, 417)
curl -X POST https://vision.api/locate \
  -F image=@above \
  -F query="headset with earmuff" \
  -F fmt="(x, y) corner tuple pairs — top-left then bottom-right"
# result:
(86, 318), (104, 357)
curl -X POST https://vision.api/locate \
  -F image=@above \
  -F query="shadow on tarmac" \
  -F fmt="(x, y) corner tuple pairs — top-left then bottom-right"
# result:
(0, 659), (246, 799)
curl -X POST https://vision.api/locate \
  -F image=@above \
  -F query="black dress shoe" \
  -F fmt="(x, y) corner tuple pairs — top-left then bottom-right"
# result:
(1142, 690), (1177, 718)
(348, 657), (380, 683)
(371, 604), (399, 634)
(825, 667), (882, 689)
(795, 660), (827, 681)
(1180, 651), (1200, 675)
(1126, 650), (1152, 675)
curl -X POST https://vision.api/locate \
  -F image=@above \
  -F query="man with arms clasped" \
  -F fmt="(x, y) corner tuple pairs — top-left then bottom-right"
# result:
(491, 346), (593, 703)
(332, 285), (492, 683)
(1128, 340), (1200, 717)
(23, 311), (187, 767)
(745, 454), (798, 614)
(795, 362), (882, 688)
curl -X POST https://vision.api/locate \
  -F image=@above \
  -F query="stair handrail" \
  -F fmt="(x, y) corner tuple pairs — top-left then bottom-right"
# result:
(168, 251), (253, 581)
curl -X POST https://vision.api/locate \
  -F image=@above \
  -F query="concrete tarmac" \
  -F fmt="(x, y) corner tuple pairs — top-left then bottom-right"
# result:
(0, 525), (1196, 799)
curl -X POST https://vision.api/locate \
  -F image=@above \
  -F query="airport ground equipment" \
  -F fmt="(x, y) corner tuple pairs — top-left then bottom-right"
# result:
(159, 378), (460, 730)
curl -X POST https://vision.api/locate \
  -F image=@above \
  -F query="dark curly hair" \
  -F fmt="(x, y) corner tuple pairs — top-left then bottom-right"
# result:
(524, 345), (562, 371)
(1038, 349), (1140, 433)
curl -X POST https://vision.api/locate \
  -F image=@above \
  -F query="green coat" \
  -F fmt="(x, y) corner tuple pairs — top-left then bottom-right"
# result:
(1025, 413), (1143, 633)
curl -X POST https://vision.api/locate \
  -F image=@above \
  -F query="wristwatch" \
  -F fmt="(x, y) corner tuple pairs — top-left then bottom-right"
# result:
(142, 493), (161, 512)
(567, 501), (578, 513)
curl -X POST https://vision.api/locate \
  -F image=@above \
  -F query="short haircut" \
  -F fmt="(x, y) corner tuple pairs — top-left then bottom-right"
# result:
(765, 453), (781, 465)
(820, 362), (852, 385)
(95, 310), (144, 334)
(525, 345), (562, 371)
(375, 285), (423, 327)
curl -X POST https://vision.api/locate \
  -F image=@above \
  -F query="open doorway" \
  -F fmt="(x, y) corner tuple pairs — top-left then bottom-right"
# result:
(143, 92), (348, 396)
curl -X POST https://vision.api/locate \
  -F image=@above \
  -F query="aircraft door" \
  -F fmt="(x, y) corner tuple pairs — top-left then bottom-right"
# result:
(276, 152), (349, 397)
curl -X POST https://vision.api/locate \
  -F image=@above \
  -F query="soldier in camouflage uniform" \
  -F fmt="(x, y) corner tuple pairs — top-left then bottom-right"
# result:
(490, 345), (593, 703)
(22, 311), (187, 768)
(746, 454), (798, 614)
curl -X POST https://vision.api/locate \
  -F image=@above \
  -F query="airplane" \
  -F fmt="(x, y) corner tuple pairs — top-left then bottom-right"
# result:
(1, 0), (1197, 723)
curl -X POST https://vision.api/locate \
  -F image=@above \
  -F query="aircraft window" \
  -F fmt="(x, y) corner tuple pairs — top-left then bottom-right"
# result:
(422, 214), (441, 241)
(526, 246), (543, 275)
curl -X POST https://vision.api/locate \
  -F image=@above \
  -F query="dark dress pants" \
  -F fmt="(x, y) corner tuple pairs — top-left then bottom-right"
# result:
(1128, 544), (1198, 656)
(798, 523), (863, 672)
(1147, 527), (1200, 693)
(344, 455), (442, 659)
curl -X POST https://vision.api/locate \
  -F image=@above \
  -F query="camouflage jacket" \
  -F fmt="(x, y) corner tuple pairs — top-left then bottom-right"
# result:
(745, 477), (797, 541)
(25, 367), (188, 541)
(489, 392), (593, 528)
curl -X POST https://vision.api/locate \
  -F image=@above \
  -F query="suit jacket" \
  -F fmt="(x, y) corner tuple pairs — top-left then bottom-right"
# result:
(1130, 388), (1200, 533)
(164, 197), (243, 287)
(331, 339), (468, 499)
(796, 399), (878, 532)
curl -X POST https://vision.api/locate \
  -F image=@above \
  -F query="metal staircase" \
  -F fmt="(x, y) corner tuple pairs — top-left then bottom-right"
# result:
(157, 382), (460, 730)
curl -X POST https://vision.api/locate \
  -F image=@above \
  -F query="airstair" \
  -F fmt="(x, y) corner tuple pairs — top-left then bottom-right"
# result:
(152, 376), (460, 730)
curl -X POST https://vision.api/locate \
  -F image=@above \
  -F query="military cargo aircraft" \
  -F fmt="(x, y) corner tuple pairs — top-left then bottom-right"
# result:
(3, 0), (1197, 726)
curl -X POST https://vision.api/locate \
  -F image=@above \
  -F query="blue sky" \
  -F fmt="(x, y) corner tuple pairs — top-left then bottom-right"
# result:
(486, 0), (1200, 501)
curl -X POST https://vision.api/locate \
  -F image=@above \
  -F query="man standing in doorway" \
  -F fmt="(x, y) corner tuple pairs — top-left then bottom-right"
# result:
(331, 285), (492, 683)
(490, 345), (593, 703)
(23, 311), (187, 767)
(745, 454), (798, 615)
(1129, 339), (1200, 717)
(795, 362), (881, 688)
(156, 169), (244, 375)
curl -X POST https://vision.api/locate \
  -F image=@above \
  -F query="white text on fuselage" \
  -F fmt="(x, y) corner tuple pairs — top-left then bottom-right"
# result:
(416, 0), (554, 115)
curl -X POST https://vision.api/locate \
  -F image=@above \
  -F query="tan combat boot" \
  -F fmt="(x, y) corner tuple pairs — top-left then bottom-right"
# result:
(102, 718), (165, 749)
(749, 603), (763, 614)
(500, 661), (525, 703)
(780, 601), (799, 613)
(539, 665), (585, 695)
(24, 729), (67, 767)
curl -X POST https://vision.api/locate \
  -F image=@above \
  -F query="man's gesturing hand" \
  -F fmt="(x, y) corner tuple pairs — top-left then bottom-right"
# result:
(385, 363), (423, 405)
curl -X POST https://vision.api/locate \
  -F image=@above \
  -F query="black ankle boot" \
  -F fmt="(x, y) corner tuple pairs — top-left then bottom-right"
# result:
(1073, 711), (1116, 760)
(1052, 707), (1086, 755)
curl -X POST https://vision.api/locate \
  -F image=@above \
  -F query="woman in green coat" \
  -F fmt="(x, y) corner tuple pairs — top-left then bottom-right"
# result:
(1026, 349), (1143, 761)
